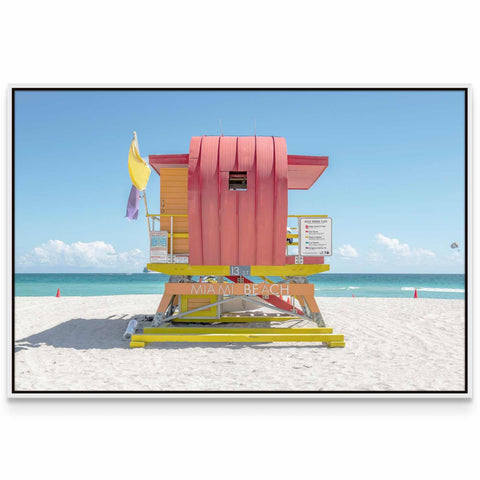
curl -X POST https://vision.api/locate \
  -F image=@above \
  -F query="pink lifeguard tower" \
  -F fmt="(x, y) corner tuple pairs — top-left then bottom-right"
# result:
(130, 135), (345, 348)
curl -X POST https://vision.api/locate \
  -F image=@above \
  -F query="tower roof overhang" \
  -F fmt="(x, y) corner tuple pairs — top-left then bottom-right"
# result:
(149, 153), (328, 190)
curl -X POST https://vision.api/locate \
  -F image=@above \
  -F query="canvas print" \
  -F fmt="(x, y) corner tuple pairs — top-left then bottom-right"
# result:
(11, 87), (468, 395)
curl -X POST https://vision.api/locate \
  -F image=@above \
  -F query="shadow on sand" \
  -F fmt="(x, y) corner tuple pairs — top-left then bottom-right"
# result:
(15, 318), (327, 352)
(15, 317), (130, 351)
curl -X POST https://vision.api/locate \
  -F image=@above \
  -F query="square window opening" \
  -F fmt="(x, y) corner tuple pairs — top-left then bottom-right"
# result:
(229, 171), (248, 191)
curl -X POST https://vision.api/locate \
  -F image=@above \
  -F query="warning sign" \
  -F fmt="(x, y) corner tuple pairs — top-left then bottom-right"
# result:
(299, 217), (332, 256)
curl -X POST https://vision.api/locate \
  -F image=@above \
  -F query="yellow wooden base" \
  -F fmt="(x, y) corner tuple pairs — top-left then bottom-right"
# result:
(130, 331), (344, 346)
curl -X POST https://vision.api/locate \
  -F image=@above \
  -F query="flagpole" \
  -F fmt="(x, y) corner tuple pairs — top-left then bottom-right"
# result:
(143, 190), (151, 236)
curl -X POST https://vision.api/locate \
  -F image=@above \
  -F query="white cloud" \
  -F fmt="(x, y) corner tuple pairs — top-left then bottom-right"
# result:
(375, 233), (435, 258)
(376, 233), (410, 256)
(336, 244), (359, 258)
(18, 240), (146, 269)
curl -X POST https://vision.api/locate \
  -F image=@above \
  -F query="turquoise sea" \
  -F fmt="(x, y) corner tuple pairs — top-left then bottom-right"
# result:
(14, 273), (465, 300)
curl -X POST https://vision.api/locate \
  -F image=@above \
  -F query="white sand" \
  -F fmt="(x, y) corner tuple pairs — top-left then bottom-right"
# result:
(14, 295), (465, 392)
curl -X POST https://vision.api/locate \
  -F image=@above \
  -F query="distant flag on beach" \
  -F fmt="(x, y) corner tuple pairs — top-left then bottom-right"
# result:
(126, 184), (140, 220)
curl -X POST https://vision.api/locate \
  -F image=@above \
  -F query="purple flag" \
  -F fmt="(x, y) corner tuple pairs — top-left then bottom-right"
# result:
(126, 185), (140, 220)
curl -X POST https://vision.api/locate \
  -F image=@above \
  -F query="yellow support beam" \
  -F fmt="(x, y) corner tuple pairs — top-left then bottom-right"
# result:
(143, 327), (334, 334)
(147, 263), (330, 276)
(131, 333), (344, 343)
(169, 233), (189, 239)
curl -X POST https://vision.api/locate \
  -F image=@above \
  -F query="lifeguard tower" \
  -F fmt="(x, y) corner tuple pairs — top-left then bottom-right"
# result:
(129, 135), (345, 348)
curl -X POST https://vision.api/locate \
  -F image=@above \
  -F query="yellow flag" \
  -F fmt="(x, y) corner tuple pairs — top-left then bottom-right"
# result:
(128, 132), (150, 191)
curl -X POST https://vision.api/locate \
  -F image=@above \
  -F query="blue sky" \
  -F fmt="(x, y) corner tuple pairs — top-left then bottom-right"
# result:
(14, 89), (465, 273)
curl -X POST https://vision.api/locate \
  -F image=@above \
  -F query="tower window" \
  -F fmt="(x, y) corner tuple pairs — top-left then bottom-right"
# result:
(229, 171), (247, 191)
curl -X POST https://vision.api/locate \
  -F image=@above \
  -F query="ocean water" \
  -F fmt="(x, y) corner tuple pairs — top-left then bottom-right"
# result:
(14, 273), (465, 300)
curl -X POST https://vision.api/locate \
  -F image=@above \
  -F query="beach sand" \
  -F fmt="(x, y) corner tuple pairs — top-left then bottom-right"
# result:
(13, 295), (465, 392)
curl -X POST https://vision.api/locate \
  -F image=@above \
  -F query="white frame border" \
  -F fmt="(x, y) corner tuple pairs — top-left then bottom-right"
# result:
(7, 84), (472, 399)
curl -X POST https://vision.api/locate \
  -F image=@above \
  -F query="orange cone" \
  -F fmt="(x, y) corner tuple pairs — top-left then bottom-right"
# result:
(287, 296), (291, 305)
(56, 288), (61, 298)
(414, 289), (418, 299)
